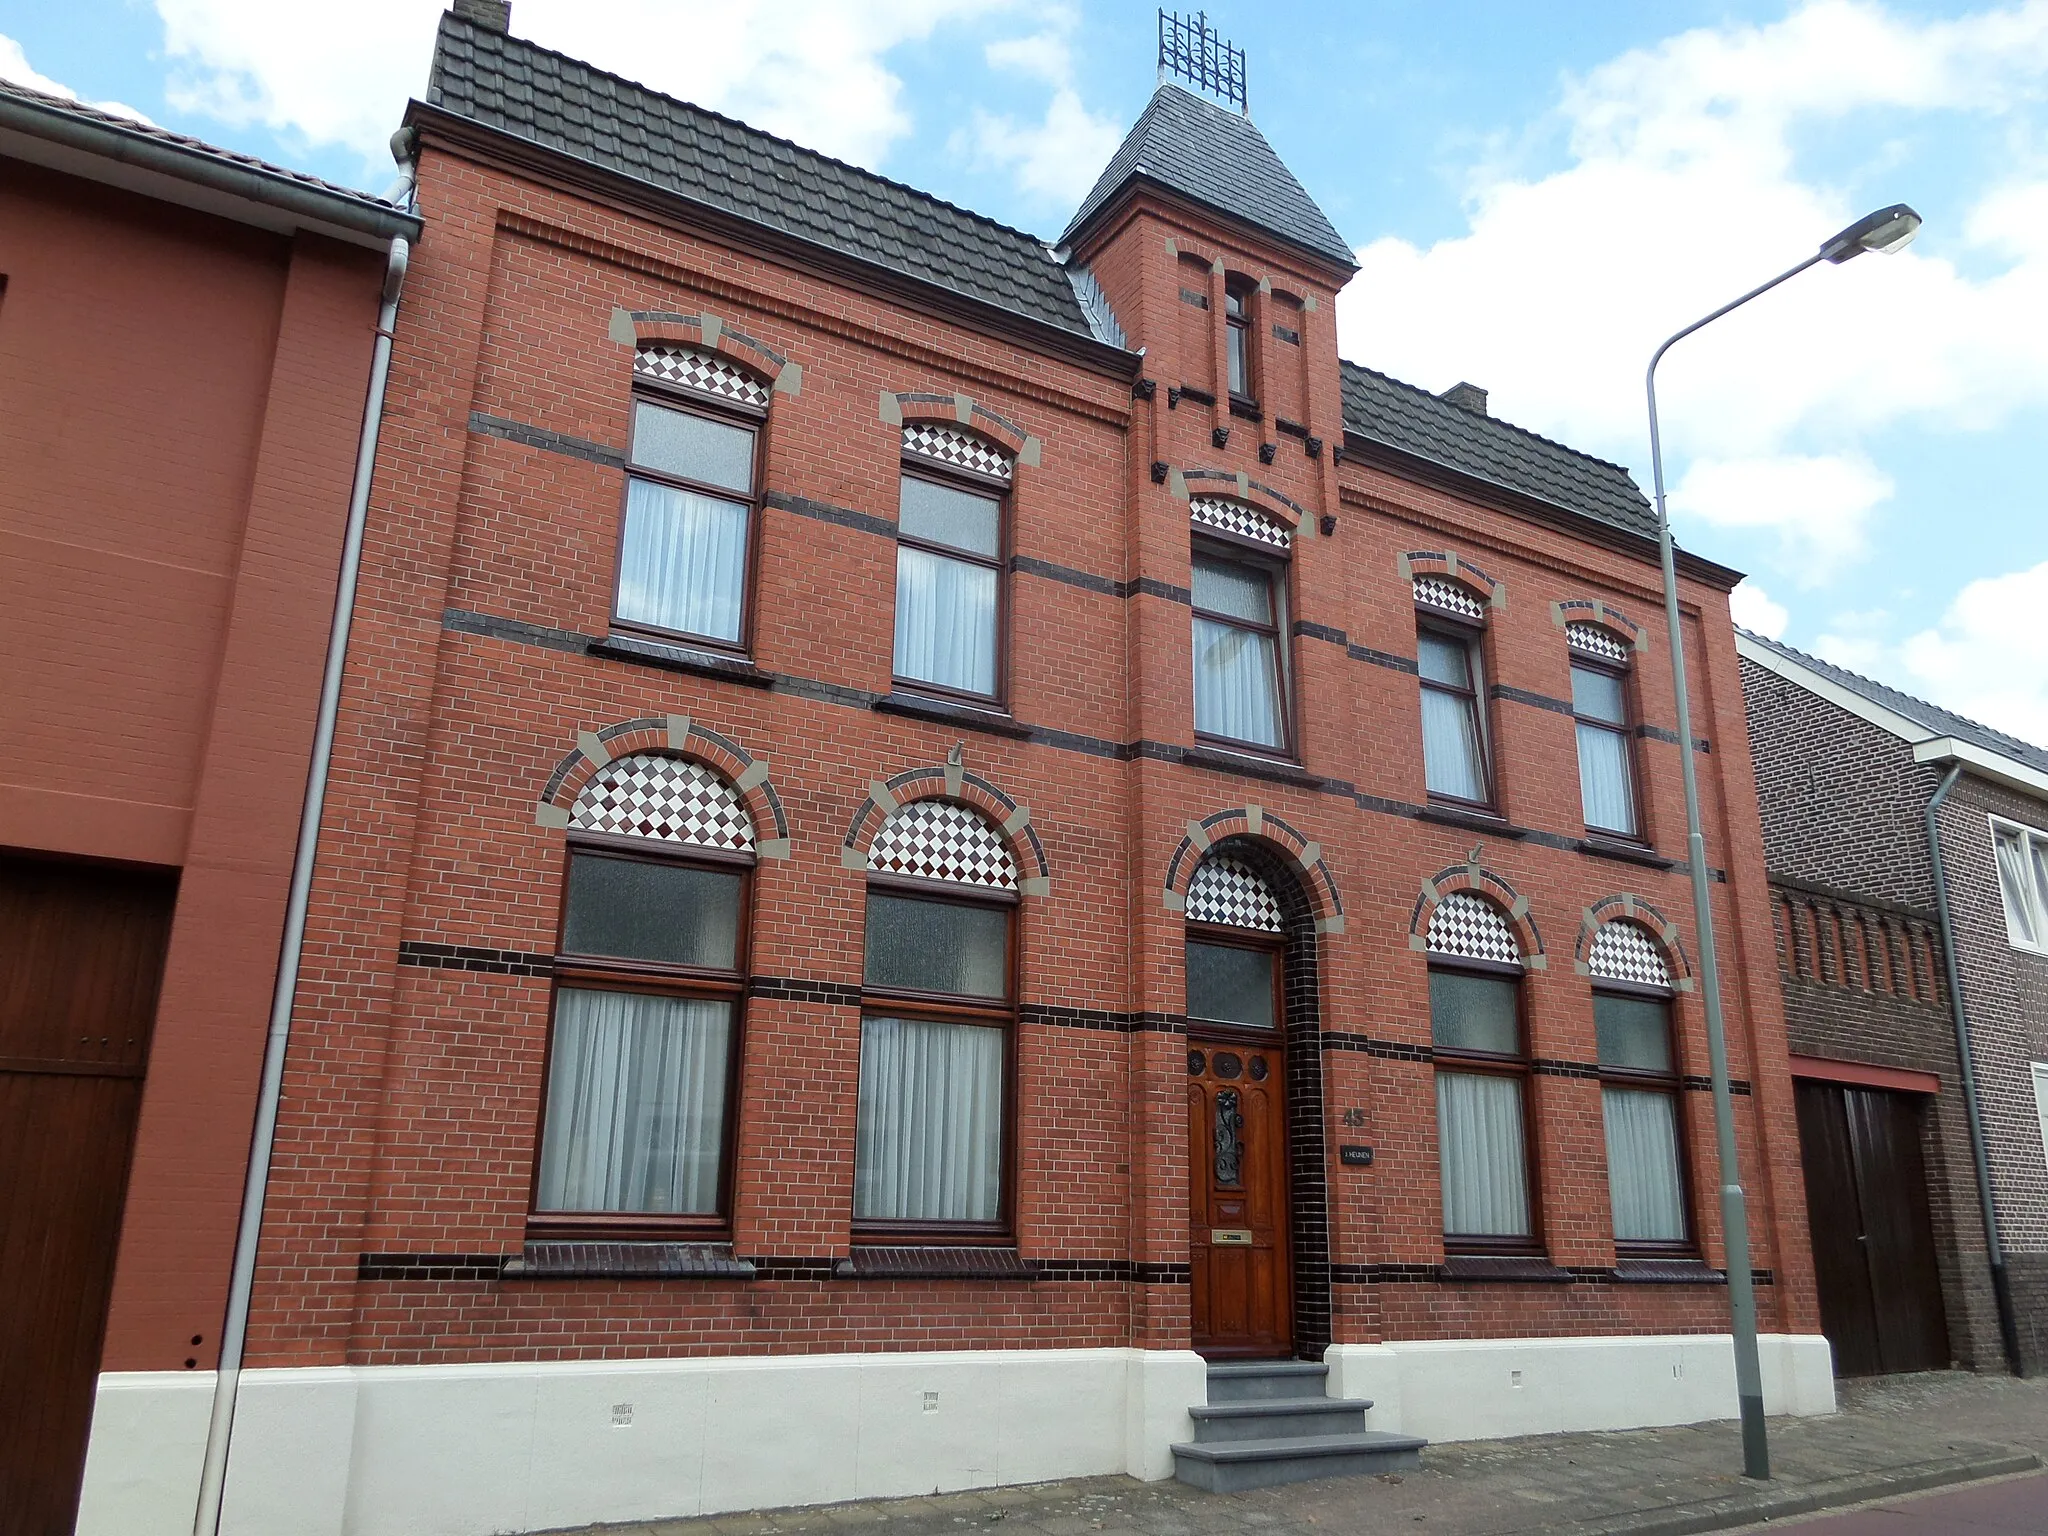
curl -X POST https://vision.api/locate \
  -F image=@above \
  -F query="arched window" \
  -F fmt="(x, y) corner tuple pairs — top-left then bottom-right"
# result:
(894, 424), (1013, 703)
(1589, 919), (1690, 1249)
(1185, 853), (1284, 1029)
(855, 800), (1019, 1232)
(533, 753), (754, 1232)
(1191, 497), (1293, 755)
(1569, 622), (1641, 839)
(1415, 578), (1494, 808)
(613, 346), (769, 652)
(1426, 893), (1535, 1250)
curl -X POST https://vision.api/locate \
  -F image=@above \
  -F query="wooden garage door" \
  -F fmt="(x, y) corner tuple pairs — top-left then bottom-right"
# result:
(0, 855), (175, 1536)
(1795, 1079), (1950, 1378)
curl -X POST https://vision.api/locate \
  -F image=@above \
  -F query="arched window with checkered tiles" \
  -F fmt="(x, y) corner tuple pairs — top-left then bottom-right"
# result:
(894, 424), (1013, 703)
(1192, 500), (1294, 755)
(532, 751), (755, 1233)
(1588, 920), (1691, 1251)
(856, 799), (1018, 1234)
(1568, 621), (1641, 840)
(1184, 852), (1284, 1033)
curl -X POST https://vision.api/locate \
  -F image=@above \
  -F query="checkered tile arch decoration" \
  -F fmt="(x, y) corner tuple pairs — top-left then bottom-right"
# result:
(1186, 855), (1284, 933)
(1427, 892), (1522, 965)
(569, 753), (755, 850)
(869, 800), (1018, 889)
(1589, 919), (1671, 987)
(1191, 496), (1291, 549)
(1567, 622), (1632, 663)
(634, 345), (772, 408)
(1414, 576), (1486, 620)
(902, 423), (1014, 482)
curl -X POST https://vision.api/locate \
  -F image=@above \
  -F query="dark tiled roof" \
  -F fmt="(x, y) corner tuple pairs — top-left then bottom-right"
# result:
(423, 11), (1096, 340)
(1063, 84), (1353, 269)
(1339, 360), (1659, 540)
(1740, 630), (2048, 773)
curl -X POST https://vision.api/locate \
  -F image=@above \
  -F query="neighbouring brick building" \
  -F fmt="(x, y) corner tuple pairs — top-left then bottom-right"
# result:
(0, 81), (417, 1535)
(1742, 630), (2048, 1380)
(89, 7), (1832, 1531)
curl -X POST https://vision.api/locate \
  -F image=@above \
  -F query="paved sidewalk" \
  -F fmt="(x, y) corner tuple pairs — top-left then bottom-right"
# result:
(550, 1372), (2048, 1536)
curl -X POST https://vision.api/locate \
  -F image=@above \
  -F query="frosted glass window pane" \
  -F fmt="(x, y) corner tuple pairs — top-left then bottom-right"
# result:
(1595, 993), (1673, 1072)
(1421, 687), (1486, 800)
(855, 1015), (1002, 1221)
(616, 478), (749, 642)
(1603, 1087), (1687, 1242)
(561, 854), (740, 969)
(1186, 941), (1276, 1028)
(1429, 970), (1519, 1055)
(1417, 632), (1472, 688)
(1572, 663), (1628, 725)
(899, 475), (1000, 556)
(894, 545), (997, 695)
(864, 892), (1009, 998)
(1192, 554), (1273, 624)
(631, 399), (753, 492)
(1437, 1071), (1531, 1237)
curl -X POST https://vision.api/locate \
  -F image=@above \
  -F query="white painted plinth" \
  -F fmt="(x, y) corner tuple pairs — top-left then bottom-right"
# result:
(74, 1371), (216, 1536)
(1324, 1333), (1836, 1443)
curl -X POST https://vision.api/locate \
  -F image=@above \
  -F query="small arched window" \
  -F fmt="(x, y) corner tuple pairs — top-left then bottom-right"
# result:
(1569, 622), (1641, 840)
(1415, 579), (1494, 808)
(1185, 853), (1283, 1031)
(533, 753), (754, 1231)
(855, 800), (1019, 1233)
(1589, 919), (1690, 1250)
(1191, 498), (1293, 756)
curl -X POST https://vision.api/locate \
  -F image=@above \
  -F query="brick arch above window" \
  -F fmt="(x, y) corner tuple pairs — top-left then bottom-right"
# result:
(1553, 598), (1646, 655)
(1162, 806), (1344, 933)
(1186, 853), (1284, 932)
(534, 715), (790, 858)
(1575, 896), (1693, 991)
(880, 390), (1041, 467)
(841, 762), (1049, 895)
(1408, 862), (1545, 968)
(608, 305), (800, 396)
(1400, 550), (1501, 615)
(1170, 467), (1304, 533)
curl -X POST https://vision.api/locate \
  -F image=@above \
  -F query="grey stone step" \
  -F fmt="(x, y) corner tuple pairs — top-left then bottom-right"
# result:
(1188, 1396), (1374, 1442)
(1204, 1360), (1330, 1401)
(1171, 1430), (1428, 1493)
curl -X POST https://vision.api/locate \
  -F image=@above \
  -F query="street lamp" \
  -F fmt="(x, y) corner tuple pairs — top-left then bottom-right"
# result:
(1644, 202), (1921, 1484)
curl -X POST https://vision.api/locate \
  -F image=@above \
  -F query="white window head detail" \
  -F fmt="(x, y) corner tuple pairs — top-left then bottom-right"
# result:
(1567, 622), (1632, 663)
(1588, 919), (1671, 988)
(1191, 496), (1290, 549)
(869, 800), (1018, 889)
(1427, 891), (1521, 965)
(902, 423), (1014, 481)
(570, 753), (754, 850)
(634, 345), (772, 408)
(1414, 576), (1486, 620)
(1187, 854), (1284, 932)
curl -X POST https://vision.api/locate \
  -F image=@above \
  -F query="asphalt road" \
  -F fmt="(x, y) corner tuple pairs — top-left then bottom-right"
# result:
(1776, 1470), (2048, 1532)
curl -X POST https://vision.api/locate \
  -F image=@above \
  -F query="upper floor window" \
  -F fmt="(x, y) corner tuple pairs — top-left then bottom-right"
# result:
(613, 347), (768, 650)
(534, 753), (755, 1232)
(1589, 920), (1690, 1250)
(1225, 283), (1253, 400)
(1191, 498), (1293, 755)
(1415, 578), (1492, 807)
(1569, 623), (1639, 838)
(1992, 818), (2048, 953)
(894, 424), (1012, 702)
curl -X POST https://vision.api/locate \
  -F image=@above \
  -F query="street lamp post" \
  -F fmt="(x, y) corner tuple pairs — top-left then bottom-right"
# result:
(1644, 202), (1921, 1484)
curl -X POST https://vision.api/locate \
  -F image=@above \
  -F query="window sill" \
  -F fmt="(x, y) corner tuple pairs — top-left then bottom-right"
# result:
(834, 1246), (1034, 1280)
(873, 691), (1032, 738)
(1439, 1254), (1573, 1284)
(1182, 741), (1321, 789)
(1578, 837), (1676, 869)
(589, 634), (774, 687)
(502, 1241), (755, 1280)
(1611, 1257), (1723, 1284)
(1228, 396), (1263, 422)
(1417, 803), (1528, 838)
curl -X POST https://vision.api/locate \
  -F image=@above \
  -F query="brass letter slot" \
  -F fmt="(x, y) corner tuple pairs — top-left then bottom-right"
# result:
(1210, 1229), (1254, 1246)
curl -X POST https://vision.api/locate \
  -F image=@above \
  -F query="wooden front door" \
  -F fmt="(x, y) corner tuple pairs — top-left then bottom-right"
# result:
(1795, 1080), (1950, 1377)
(0, 855), (174, 1536)
(1188, 1040), (1291, 1357)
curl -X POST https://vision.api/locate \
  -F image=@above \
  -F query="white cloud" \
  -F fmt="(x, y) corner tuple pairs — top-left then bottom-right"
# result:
(1730, 580), (1790, 638)
(958, 18), (1124, 207)
(0, 33), (154, 122)
(1669, 453), (1893, 581)
(1896, 560), (2048, 747)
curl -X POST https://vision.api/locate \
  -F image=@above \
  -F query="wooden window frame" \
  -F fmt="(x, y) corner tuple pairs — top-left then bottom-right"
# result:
(609, 379), (768, 658)
(853, 871), (1020, 1244)
(1224, 280), (1257, 408)
(1572, 652), (1647, 843)
(1593, 978), (1699, 1259)
(1416, 608), (1497, 813)
(1191, 530), (1297, 762)
(1184, 919), (1287, 1044)
(891, 456), (1012, 710)
(527, 829), (756, 1241)
(1428, 952), (1544, 1256)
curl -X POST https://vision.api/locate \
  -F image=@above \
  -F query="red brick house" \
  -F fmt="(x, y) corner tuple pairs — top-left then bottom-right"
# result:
(95, 6), (1831, 1529)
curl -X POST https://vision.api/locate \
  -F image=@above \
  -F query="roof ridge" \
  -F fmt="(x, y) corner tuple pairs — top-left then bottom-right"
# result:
(441, 12), (1062, 257)
(1338, 357), (1641, 482)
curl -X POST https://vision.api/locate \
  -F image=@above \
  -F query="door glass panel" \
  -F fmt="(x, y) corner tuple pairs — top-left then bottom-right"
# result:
(1186, 940), (1276, 1028)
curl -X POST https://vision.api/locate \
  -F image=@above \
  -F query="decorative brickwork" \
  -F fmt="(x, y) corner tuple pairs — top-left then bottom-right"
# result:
(1567, 621), (1632, 664)
(1190, 494), (1290, 549)
(1401, 549), (1500, 608)
(536, 716), (789, 857)
(1186, 853), (1283, 931)
(1410, 863), (1545, 967)
(633, 344), (772, 408)
(841, 763), (1049, 895)
(1414, 575), (1486, 621)
(902, 421), (1014, 482)
(1573, 896), (1692, 990)
(1162, 807), (1343, 934)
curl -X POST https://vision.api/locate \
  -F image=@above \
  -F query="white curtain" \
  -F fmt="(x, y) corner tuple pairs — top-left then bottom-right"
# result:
(1577, 722), (1637, 834)
(616, 477), (749, 642)
(1603, 1086), (1687, 1242)
(1421, 687), (1485, 800)
(535, 989), (731, 1214)
(895, 545), (997, 694)
(1436, 1071), (1531, 1236)
(1193, 616), (1282, 746)
(855, 1016), (1002, 1221)
(1996, 831), (2040, 946)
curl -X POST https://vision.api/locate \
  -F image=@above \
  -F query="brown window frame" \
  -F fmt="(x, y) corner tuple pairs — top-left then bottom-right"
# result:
(1191, 530), (1297, 761)
(1428, 952), (1545, 1256)
(1571, 651), (1646, 842)
(609, 378), (768, 658)
(1184, 919), (1287, 1043)
(1594, 977), (1698, 1259)
(527, 828), (755, 1242)
(853, 871), (1020, 1244)
(890, 456), (1012, 709)
(1224, 281), (1257, 406)
(1416, 608), (1496, 812)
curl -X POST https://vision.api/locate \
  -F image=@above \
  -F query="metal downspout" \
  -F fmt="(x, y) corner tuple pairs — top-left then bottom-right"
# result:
(1926, 762), (2024, 1374)
(190, 156), (414, 1535)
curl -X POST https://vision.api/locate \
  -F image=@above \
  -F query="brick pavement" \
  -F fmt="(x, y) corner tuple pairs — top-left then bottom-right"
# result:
(544, 1372), (2048, 1536)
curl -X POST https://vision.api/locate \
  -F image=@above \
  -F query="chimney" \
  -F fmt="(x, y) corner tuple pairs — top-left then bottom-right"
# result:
(1438, 381), (1488, 415)
(452, 0), (510, 31)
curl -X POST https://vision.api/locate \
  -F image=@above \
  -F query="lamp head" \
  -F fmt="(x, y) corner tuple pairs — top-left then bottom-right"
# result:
(1820, 203), (1922, 263)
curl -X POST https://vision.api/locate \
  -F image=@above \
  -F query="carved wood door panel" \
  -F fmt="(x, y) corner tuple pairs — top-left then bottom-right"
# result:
(1187, 1040), (1291, 1357)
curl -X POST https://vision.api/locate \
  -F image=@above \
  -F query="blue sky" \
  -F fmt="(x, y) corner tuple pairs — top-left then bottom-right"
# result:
(7, 1), (2044, 744)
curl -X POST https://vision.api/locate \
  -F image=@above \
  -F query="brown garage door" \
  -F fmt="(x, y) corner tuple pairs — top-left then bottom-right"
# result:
(1795, 1079), (1951, 1378)
(0, 855), (175, 1536)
